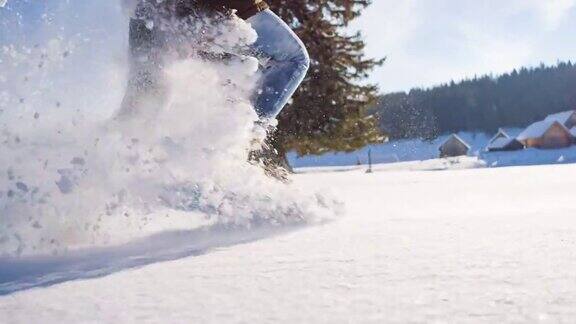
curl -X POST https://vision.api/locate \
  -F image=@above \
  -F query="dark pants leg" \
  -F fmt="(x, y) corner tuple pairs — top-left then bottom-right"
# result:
(117, 18), (167, 121)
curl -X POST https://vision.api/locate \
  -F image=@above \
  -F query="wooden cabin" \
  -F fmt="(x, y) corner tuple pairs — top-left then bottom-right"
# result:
(439, 134), (470, 158)
(517, 120), (573, 149)
(486, 128), (524, 152)
(545, 110), (576, 129)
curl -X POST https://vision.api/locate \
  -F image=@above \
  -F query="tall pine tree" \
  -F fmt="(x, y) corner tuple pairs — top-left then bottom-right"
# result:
(265, 0), (385, 157)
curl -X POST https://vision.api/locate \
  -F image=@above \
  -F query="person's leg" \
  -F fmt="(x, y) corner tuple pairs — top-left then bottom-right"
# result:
(247, 9), (310, 120)
(117, 8), (168, 122)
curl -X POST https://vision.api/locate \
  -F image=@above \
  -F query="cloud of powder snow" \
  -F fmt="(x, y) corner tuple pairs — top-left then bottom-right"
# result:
(0, 0), (341, 257)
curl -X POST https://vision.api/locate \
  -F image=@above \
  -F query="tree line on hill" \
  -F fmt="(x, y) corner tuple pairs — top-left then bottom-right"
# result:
(369, 61), (576, 141)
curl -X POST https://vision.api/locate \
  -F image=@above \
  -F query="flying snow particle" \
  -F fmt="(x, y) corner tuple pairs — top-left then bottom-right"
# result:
(56, 175), (73, 194)
(15, 182), (29, 192)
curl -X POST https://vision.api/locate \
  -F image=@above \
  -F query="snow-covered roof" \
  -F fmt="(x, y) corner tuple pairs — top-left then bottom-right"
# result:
(488, 128), (524, 145)
(517, 120), (569, 141)
(441, 134), (471, 149)
(499, 127), (523, 139)
(486, 137), (518, 150)
(571, 127), (576, 137)
(545, 110), (575, 125)
(488, 128), (510, 143)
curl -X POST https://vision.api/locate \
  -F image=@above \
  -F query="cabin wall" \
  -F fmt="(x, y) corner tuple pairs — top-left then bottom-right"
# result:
(440, 143), (468, 158)
(488, 140), (524, 152)
(522, 127), (568, 148)
(540, 136), (571, 149)
(508, 140), (525, 151)
(523, 138), (540, 148)
(540, 125), (572, 149)
(522, 124), (573, 149)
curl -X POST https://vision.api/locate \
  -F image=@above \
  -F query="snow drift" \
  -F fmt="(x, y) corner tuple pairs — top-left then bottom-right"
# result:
(0, 1), (341, 257)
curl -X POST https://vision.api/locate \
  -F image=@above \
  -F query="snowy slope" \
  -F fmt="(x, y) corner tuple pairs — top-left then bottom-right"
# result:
(3, 2), (576, 322)
(288, 132), (493, 168)
(295, 156), (486, 174)
(482, 147), (576, 167)
(2, 164), (576, 323)
(288, 128), (576, 171)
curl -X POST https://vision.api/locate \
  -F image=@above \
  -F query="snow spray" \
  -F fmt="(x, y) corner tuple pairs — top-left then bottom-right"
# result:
(0, 1), (341, 257)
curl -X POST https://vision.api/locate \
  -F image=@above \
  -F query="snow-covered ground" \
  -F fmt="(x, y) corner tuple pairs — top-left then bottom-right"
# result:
(482, 146), (576, 167)
(289, 129), (576, 171)
(295, 156), (486, 174)
(3, 1), (576, 322)
(2, 163), (576, 323)
(288, 132), (494, 168)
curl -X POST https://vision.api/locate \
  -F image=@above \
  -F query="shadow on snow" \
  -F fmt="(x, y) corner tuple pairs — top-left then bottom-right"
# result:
(0, 224), (302, 296)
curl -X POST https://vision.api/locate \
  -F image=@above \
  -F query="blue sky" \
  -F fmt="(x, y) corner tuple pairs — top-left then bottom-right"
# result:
(353, 0), (576, 93)
(3, 0), (575, 95)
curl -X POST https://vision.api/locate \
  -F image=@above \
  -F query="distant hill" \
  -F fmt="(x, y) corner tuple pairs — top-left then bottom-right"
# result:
(369, 61), (576, 140)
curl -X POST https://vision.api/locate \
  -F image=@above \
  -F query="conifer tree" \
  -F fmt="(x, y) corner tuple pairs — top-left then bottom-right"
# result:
(265, 0), (385, 157)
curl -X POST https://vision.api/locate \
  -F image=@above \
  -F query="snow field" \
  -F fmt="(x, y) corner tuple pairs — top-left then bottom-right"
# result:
(288, 132), (494, 168)
(2, 163), (576, 322)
